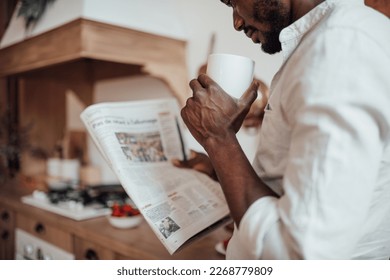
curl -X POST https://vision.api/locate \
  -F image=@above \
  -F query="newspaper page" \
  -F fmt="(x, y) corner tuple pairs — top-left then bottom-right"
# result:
(80, 98), (230, 254)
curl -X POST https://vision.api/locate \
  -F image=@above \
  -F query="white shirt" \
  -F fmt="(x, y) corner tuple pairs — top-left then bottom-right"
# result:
(226, 0), (390, 259)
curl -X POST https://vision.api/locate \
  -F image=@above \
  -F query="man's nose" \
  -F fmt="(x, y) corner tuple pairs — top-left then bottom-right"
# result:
(233, 12), (245, 31)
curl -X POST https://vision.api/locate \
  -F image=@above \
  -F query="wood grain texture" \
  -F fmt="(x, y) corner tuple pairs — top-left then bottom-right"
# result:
(0, 179), (229, 260)
(16, 212), (73, 253)
(0, 18), (190, 105)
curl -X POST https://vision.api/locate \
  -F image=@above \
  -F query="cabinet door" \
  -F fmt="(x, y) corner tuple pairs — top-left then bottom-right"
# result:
(0, 205), (15, 259)
(74, 237), (115, 260)
(16, 213), (73, 253)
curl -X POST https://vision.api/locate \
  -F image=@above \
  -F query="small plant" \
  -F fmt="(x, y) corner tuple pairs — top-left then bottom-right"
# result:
(0, 110), (31, 181)
(17, 0), (56, 29)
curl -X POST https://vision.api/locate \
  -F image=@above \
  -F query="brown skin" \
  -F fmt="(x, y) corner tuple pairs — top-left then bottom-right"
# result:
(181, 74), (276, 225)
(178, 0), (325, 226)
(198, 53), (269, 129)
(365, 0), (390, 17)
(172, 150), (217, 180)
(242, 78), (269, 128)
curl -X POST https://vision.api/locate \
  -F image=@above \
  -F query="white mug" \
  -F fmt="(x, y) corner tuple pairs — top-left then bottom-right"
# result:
(206, 53), (255, 98)
(61, 159), (80, 182)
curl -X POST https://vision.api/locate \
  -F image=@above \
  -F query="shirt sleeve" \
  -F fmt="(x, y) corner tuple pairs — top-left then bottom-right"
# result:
(227, 24), (390, 259)
(226, 197), (283, 259)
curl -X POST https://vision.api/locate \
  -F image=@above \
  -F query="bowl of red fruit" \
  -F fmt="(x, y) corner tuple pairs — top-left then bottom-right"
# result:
(107, 203), (143, 229)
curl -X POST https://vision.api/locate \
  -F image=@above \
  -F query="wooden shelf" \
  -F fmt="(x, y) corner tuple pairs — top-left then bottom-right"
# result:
(0, 18), (189, 105)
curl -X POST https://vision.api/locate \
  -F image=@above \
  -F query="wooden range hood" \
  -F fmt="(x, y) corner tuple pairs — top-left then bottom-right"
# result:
(0, 18), (189, 105)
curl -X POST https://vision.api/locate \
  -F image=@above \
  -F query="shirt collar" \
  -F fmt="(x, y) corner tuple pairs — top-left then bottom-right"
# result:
(279, 0), (335, 62)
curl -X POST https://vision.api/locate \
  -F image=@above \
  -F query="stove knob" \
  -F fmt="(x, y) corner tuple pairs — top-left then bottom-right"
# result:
(37, 248), (44, 260)
(24, 245), (34, 257)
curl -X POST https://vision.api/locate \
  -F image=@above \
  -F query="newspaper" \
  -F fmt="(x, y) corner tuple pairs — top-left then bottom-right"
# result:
(80, 98), (231, 254)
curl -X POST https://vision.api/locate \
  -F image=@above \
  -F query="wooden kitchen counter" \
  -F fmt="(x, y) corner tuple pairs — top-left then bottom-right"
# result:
(0, 178), (231, 260)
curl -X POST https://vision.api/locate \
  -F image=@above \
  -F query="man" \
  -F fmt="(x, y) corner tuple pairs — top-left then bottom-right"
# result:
(177, 0), (390, 259)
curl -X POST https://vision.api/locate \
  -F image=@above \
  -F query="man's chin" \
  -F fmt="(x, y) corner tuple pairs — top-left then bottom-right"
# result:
(261, 42), (282, 55)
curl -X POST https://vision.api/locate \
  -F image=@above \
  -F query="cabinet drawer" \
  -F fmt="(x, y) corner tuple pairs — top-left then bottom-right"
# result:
(0, 206), (15, 260)
(16, 213), (72, 253)
(74, 237), (115, 260)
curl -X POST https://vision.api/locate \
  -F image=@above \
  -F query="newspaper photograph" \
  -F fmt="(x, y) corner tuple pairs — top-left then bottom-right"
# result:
(80, 98), (230, 254)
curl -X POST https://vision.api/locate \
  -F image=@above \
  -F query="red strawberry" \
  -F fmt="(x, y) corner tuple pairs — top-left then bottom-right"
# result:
(111, 203), (125, 217)
(223, 237), (231, 249)
(111, 208), (123, 217)
(129, 208), (140, 216)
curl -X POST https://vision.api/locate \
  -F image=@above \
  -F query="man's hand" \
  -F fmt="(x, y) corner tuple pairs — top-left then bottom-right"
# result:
(181, 74), (258, 150)
(242, 79), (269, 128)
(171, 150), (217, 181)
(180, 76), (276, 225)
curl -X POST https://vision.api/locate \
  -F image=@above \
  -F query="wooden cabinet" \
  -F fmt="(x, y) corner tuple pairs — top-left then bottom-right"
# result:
(16, 213), (73, 253)
(74, 237), (115, 260)
(0, 182), (228, 260)
(0, 205), (15, 259)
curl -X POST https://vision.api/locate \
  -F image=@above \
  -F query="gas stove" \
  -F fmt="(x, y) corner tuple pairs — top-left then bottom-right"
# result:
(21, 184), (130, 221)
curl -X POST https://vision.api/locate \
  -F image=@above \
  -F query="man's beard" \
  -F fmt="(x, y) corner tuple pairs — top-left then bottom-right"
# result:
(261, 29), (283, 54)
(254, 0), (290, 54)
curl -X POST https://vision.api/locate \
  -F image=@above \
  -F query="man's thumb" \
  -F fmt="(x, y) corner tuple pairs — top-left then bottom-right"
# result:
(239, 80), (258, 109)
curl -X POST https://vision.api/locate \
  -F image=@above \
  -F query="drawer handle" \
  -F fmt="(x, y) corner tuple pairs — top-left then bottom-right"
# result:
(34, 223), (45, 234)
(1, 230), (9, 240)
(1, 211), (10, 221)
(85, 249), (99, 260)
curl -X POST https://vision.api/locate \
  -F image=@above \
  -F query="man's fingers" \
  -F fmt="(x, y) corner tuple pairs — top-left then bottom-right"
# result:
(197, 74), (212, 88)
(189, 78), (204, 93)
(171, 150), (199, 168)
(240, 80), (259, 109)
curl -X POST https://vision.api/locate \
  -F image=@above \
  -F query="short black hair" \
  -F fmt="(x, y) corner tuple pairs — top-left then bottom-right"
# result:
(220, 0), (232, 6)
